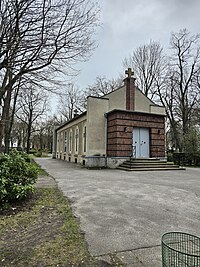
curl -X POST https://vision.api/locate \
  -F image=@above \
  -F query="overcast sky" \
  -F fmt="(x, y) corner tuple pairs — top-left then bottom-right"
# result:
(73, 0), (200, 89)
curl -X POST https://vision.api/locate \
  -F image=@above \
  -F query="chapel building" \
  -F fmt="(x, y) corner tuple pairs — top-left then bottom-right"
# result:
(53, 69), (166, 168)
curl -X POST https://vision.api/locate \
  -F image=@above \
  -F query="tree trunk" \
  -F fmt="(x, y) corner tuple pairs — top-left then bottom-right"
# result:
(26, 133), (31, 154)
(26, 109), (33, 154)
(1, 87), (12, 153)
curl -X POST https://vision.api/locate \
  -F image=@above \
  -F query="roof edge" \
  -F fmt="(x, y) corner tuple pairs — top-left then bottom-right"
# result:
(56, 111), (87, 131)
(106, 109), (166, 117)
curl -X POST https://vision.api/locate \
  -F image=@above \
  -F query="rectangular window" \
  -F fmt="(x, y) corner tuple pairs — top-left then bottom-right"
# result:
(57, 138), (59, 153)
(64, 131), (67, 152)
(83, 126), (86, 153)
(75, 127), (79, 152)
(69, 130), (73, 152)
(59, 133), (63, 153)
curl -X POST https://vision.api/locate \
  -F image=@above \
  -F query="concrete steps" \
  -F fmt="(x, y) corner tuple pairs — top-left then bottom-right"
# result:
(117, 158), (185, 171)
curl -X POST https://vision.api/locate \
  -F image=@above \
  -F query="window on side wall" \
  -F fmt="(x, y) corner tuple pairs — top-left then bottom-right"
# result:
(83, 126), (86, 153)
(69, 129), (72, 153)
(64, 131), (68, 152)
(75, 127), (79, 153)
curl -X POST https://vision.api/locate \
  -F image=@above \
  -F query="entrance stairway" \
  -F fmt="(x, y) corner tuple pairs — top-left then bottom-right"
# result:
(117, 158), (185, 171)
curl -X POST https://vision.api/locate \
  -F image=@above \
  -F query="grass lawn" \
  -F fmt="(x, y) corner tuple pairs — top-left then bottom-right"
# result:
(0, 165), (125, 267)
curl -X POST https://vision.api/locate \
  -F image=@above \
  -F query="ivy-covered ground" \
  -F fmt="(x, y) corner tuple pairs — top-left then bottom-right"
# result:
(0, 170), (125, 267)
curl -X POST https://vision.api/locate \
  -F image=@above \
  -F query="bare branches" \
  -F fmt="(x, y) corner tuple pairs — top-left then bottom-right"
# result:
(123, 40), (166, 98)
(156, 29), (200, 150)
(169, 29), (200, 134)
(84, 75), (124, 97)
(0, 0), (99, 97)
(15, 84), (49, 153)
(57, 83), (85, 121)
(0, 0), (99, 150)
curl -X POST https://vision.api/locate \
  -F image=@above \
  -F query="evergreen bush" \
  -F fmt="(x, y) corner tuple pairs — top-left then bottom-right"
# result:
(34, 150), (43, 157)
(0, 150), (39, 206)
(183, 128), (200, 166)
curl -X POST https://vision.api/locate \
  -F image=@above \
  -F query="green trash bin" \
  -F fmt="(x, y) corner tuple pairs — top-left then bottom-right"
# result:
(162, 232), (200, 267)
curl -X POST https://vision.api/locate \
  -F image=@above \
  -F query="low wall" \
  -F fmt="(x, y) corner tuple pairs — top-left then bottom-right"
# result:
(84, 156), (128, 168)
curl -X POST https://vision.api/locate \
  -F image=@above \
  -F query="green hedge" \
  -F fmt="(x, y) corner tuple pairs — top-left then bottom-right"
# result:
(0, 150), (39, 207)
(170, 152), (200, 166)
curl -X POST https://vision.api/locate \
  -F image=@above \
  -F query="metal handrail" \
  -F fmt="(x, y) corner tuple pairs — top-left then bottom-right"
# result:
(130, 145), (136, 169)
(132, 145), (136, 158)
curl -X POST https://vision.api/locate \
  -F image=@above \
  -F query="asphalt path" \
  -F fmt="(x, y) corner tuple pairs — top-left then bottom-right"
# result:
(35, 158), (200, 266)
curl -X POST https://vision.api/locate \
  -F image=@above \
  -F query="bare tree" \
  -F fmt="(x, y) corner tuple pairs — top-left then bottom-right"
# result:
(32, 116), (61, 151)
(57, 83), (85, 121)
(15, 86), (48, 153)
(170, 29), (200, 134)
(156, 69), (183, 150)
(31, 114), (65, 152)
(156, 29), (200, 150)
(123, 40), (166, 98)
(0, 0), (99, 151)
(10, 118), (26, 148)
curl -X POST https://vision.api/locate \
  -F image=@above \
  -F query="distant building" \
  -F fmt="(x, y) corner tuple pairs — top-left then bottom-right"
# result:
(53, 69), (166, 168)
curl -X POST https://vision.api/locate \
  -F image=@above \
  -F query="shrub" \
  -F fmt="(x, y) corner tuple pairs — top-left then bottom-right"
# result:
(29, 149), (37, 155)
(34, 150), (43, 157)
(182, 127), (200, 165)
(0, 150), (39, 206)
(173, 152), (185, 166)
(167, 151), (173, 162)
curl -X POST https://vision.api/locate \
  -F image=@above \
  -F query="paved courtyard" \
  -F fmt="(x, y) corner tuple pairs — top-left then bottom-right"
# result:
(35, 158), (200, 266)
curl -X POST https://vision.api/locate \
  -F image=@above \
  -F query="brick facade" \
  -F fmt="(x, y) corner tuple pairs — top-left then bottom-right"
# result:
(107, 110), (165, 158)
(124, 77), (136, 111)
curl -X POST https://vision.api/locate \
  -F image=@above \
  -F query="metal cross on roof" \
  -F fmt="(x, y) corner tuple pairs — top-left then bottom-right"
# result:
(125, 68), (134, 78)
